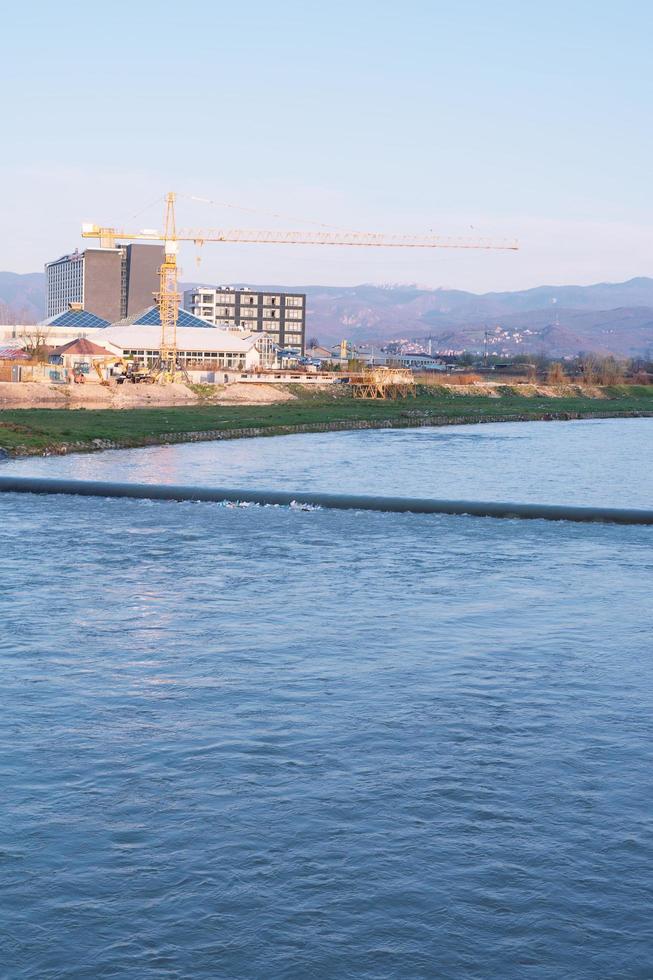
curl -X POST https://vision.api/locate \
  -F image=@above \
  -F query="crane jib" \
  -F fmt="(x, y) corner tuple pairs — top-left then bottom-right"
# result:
(82, 227), (518, 249)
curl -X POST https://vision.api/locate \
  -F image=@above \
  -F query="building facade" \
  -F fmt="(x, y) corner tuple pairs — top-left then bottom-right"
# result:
(99, 323), (274, 372)
(183, 287), (306, 352)
(123, 244), (165, 315)
(45, 244), (164, 322)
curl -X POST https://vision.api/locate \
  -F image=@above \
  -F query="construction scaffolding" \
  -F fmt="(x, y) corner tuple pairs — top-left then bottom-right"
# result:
(350, 367), (416, 400)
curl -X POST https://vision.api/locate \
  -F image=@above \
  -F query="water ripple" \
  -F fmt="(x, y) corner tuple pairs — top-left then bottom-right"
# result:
(1, 423), (653, 977)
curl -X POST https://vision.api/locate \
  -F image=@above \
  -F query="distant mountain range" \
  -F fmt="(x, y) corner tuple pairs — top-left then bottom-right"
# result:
(292, 279), (653, 357)
(0, 272), (49, 322)
(2, 271), (653, 358)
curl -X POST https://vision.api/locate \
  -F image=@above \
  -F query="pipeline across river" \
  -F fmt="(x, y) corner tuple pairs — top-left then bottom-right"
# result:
(0, 475), (652, 525)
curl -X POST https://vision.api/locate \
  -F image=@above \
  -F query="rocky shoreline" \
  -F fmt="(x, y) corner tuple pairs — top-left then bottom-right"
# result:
(6, 408), (653, 458)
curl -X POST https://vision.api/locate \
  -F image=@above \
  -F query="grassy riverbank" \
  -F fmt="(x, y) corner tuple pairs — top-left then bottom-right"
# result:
(1, 385), (652, 456)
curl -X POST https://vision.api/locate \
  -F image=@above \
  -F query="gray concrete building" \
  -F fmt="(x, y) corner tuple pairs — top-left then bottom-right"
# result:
(183, 286), (306, 352)
(46, 243), (164, 322)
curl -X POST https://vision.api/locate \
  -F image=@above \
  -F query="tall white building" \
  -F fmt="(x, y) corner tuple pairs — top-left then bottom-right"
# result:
(45, 251), (86, 318)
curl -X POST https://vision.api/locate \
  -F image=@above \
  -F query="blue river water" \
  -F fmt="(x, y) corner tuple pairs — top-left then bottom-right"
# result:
(1, 420), (653, 978)
(2, 416), (653, 507)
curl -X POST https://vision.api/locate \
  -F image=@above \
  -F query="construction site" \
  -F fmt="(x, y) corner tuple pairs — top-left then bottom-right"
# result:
(0, 191), (518, 407)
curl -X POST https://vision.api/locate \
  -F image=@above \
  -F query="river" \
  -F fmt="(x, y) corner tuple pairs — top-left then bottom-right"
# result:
(1, 419), (652, 977)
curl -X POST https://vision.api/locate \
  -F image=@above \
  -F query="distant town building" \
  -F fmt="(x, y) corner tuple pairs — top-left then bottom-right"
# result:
(183, 287), (306, 352)
(45, 244), (164, 322)
(305, 344), (333, 364)
(384, 352), (447, 371)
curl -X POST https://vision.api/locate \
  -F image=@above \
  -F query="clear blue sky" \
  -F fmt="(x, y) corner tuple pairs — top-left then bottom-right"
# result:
(2, 0), (652, 291)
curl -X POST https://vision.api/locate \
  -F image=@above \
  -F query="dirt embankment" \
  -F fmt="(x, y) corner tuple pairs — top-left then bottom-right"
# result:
(428, 382), (610, 399)
(0, 381), (297, 410)
(0, 379), (638, 411)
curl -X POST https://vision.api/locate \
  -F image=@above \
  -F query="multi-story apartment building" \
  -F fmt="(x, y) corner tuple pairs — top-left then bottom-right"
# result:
(183, 286), (306, 352)
(45, 243), (164, 322)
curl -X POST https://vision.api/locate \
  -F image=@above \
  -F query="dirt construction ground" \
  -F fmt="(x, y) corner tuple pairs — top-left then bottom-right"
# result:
(0, 380), (614, 410)
(0, 381), (297, 410)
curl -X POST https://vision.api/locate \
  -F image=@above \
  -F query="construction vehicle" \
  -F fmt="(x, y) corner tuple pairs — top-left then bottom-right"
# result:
(82, 193), (518, 383)
(92, 360), (110, 387)
(91, 356), (153, 385)
(116, 365), (154, 384)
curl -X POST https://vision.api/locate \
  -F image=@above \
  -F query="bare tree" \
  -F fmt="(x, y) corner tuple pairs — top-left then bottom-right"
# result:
(546, 362), (567, 384)
(0, 302), (37, 326)
(597, 356), (624, 385)
(19, 325), (52, 362)
(580, 354), (600, 385)
(0, 302), (14, 324)
(579, 354), (625, 386)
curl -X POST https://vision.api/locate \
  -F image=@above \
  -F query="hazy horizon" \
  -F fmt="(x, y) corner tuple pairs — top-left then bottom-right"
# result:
(3, 267), (653, 298)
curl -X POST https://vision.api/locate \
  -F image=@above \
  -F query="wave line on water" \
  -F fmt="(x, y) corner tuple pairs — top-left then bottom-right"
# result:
(0, 476), (652, 525)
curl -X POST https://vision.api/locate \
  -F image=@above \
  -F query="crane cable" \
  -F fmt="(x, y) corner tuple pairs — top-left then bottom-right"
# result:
(180, 192), (352, 232)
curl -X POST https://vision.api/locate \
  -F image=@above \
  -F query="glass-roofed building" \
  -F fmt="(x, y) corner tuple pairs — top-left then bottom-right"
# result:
(98, 304), (278, 370)
(0, 306), (112, 349)
(107, 305), (215, 330)
(41, 309), (111, 330)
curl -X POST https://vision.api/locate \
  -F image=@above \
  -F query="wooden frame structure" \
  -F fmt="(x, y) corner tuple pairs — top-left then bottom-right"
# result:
(350, 367), (416, 400)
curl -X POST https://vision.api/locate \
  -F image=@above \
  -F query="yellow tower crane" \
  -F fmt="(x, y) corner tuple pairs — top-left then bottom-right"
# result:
(157, 193), (180, 376)
(82, 192), (518, 381)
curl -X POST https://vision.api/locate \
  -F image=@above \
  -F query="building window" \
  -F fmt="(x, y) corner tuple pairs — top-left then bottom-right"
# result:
(285, 296), (304, 308)
(285, 308), (303, 320)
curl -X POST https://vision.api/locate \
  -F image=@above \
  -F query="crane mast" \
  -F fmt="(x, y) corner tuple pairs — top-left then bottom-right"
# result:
(156, 192), (180, 375)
